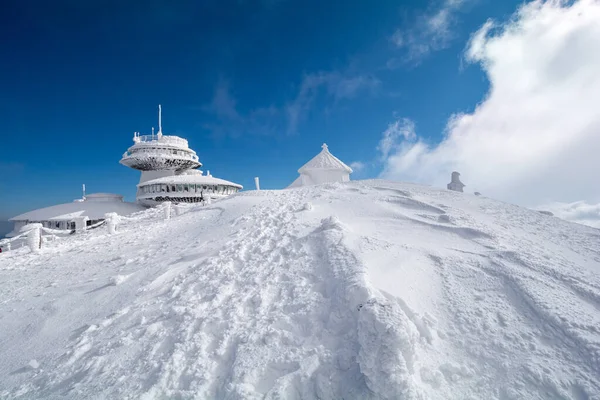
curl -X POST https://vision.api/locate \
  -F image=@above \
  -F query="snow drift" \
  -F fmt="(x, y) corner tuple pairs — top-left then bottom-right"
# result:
(0, 180), (599, 399)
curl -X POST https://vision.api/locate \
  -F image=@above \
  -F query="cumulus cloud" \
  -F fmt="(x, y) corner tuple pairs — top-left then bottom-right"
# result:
(390, 0), (471, 64)
(380, 0), (600, 207)
(377, 119), (417, 159)
(541, 201), (600, 229)
(286, 72), (380, 134)
(349, 161), (366, 172)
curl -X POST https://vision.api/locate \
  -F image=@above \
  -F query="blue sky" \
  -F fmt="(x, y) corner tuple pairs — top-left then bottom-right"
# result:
(0, 0), (532, 219)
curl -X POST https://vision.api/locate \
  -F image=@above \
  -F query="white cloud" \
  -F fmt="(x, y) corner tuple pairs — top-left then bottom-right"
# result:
(349, 161), (366, 172)
(286, 72), (379, 134)
(380, 0), (600, 207)
(540, 201), (600, 229)
(391, 0), (470, 64)
(377, 119), (416, 159)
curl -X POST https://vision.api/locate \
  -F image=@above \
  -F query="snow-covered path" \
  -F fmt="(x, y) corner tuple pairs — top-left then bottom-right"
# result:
(1, 180), (599, 399)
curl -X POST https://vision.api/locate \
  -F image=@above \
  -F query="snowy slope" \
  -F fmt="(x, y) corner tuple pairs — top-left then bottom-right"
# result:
(1, 180), (599, 399)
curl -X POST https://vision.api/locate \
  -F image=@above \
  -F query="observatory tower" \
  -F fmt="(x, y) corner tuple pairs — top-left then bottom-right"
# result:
(120, 105), (202, 185)
(120, 105), (241, 205)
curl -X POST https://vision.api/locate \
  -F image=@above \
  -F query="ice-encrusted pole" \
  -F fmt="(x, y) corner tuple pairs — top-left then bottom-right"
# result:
(105, 213), (119, 234)
(75, 216), (89, 233)
(254, 177), (260, 191)
(164, 201), (172, 220)
(27, 225), (42, 253)
(157, 104), (162, 137)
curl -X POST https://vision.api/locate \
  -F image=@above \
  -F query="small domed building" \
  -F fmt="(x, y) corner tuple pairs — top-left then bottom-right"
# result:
(288, 143), (353, 188)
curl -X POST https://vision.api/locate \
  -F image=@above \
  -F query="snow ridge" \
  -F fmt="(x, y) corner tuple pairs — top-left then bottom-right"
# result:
(1, 180), (599, 399)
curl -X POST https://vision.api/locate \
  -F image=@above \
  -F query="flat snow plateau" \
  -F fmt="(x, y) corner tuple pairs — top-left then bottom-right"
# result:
(1, 180), (599, 399)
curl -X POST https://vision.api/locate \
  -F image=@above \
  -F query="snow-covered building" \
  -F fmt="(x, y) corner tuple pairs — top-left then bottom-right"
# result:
(7, 193), (145, 236)
(136, 170), (243, 207)
(121, 105), (242, 205)
(447, 171), (465, 192)
(288, 143), (352, 188)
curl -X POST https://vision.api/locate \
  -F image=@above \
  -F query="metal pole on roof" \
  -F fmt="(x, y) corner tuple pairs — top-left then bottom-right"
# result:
(158, 104), (162, 136)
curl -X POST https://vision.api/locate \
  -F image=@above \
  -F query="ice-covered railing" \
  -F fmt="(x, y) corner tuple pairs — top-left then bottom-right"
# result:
(122, 149), (198, 162)
(133, 134), (189, 148)
(0, 201), (214, 256)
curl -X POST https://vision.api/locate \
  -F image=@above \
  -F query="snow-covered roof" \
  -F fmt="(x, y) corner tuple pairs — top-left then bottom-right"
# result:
(298, 143), (353, 174)
(287, 175), (304, 188)
(139, 174), (243, 189)
(10, 194), (146, 222)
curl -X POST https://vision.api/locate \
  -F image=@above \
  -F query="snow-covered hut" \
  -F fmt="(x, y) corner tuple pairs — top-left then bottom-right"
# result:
(288, 143), (353, 188)
(447, 171), (465, 192)
(8, 193), (145, 236)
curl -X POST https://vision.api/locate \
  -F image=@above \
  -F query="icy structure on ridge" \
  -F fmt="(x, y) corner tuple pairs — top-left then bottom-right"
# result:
(288, 143), (353, 188)
(120, 105), (242, 206)
(7, 193), (144, 236)
(447, 171), (465, 192)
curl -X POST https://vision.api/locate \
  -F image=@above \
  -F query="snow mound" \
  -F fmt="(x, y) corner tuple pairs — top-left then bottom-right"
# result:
(1, 180), (599, 399)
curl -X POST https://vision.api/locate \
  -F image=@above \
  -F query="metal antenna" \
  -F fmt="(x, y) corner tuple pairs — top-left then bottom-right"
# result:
(158, 104), (162, 136)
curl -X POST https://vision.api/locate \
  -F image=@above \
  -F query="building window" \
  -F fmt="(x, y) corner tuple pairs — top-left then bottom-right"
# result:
(177, 184), (183, 192)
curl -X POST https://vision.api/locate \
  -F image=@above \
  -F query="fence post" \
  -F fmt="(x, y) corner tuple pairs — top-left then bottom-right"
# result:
(104, 213), (119, 234)
(27, 227), (42, 253)
(164, 201), (172, 220)
(75, 216), (89, 233)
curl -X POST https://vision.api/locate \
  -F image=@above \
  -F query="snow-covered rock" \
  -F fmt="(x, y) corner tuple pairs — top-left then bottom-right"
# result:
(0, 180), (599, 399)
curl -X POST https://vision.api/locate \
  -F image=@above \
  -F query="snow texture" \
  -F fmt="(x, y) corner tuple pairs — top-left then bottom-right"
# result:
(0, 180), (599, 399)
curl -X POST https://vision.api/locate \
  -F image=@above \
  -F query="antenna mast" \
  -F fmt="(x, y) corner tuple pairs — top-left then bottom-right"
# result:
(158, 104), (162, 137)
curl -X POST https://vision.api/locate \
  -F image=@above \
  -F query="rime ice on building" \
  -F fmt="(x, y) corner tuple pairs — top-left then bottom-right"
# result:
(288, 143), (353, 188)
(8, 193), (145, 236)
(120, 105), (242, 206)
(447, 171), (465, 192)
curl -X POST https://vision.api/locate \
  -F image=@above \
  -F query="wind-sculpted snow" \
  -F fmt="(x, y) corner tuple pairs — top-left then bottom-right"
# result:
(0, 180), (599, 399)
